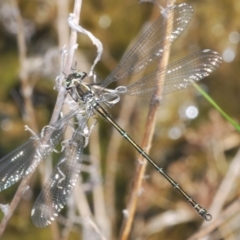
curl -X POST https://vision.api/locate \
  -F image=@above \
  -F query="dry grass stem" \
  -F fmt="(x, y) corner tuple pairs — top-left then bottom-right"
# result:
(119, 1), (175, 239)
(0, 0), (83, 237)
(0, 0), (39, 236)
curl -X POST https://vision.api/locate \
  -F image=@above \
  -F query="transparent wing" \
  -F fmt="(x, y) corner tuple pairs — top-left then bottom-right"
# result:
(31, 120), (87, 228)
(0, 108), (78, 192)
(125, 50), (222, 96)
(101, 3), (193, 88)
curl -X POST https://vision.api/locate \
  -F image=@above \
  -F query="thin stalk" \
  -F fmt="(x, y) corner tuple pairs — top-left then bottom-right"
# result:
(203, 147), (240, 222)
(188, 197), (240, 240)
(104, 31), (146, 239)
(0, 0), (40, 237)
(119, 1), (174, 239)
(89, 124), (110, 238)
(50, 0), (83, 125)
(0, 0), (83, 237)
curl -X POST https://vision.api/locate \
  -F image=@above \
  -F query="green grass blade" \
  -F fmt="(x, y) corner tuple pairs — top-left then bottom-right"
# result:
(192, 82), (240, 132)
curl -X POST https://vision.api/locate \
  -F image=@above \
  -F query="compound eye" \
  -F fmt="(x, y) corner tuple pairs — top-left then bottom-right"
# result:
(76, 72), (87, 79)
(64, 80), (71, 88)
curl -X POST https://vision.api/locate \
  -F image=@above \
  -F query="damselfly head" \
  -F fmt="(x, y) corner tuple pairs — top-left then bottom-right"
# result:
(64, 71), (87, 90)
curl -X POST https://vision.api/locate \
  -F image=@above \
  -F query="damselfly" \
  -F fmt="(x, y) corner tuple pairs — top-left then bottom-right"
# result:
(0, 3), (222, 227)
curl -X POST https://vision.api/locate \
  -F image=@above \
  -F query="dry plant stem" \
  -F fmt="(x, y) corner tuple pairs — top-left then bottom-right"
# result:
(56, 0), (103, 237)
(188, 197), (240, 240)
(36, 0), (83, 236)
(105, 26), (154, 239)
(119, 1), (174, 239)
(55, 1), (73, 237)
(74, 178), (92, 218)
(137, 209), (194, 237)
(55, 0), (85, 237)
(10, 0), (37, 132)
(89, 124), (110, 238)
(74, 179), (108, 239)
(63, 0), (82, 75)
(87, 217), (108, 240)
(105, 95), (137, 238)
(203, 148), (240, 223)
(74, 179), (103, 239)
(0, 177), (32, 236)
(14, 0), (37, 131)
(0, 0), (83, 237)
(56, 0), (69, 48)
(61, 193), (79, 240)
(38, 1), (74, 238)
(50, 0), (83, 125)
(55, 0), (99, 236)
(0, 0), (40, 237)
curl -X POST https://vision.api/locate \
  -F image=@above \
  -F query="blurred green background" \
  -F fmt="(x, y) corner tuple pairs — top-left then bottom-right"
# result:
(0, 0), (240, 239)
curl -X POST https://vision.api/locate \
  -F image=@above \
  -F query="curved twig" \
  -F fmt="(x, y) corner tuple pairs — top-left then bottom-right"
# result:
(119, 1), (175, 239)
